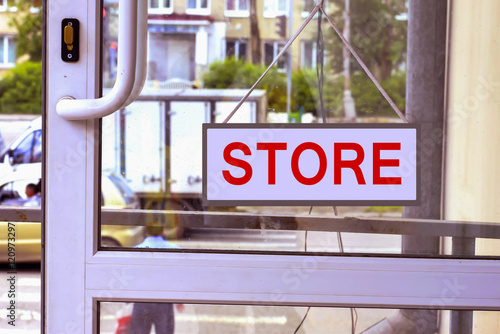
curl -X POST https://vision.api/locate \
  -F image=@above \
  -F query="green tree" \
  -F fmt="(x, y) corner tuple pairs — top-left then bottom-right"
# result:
(0, 61), (42, 114)
(327, 0), (407, 80)
(9, 0), (43, 61)
(292, 69), (344, 117)
(202, 58), (288, 113)
(202, 58), (345, 117)
(350, 70), (406, 117)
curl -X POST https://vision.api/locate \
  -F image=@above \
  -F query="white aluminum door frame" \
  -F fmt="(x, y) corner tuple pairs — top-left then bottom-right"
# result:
(44, 1), (500, 333)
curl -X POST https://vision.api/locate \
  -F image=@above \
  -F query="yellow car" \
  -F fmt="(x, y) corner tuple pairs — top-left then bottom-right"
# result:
(0, 170), (145, 262)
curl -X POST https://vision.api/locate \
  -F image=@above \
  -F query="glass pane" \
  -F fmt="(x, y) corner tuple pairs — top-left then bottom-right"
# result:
(226, 0), (235, 11)
(238, 42), (247, 61)
(239, 0), (247, 11)
(150, 0), (159, 9)
(225, 41), (235, 58)
(302, 41), (313, 68)
(278, 0), (286, 12)
(100, 0), (500, 259)
(100, 302), (497, 333)
(263, 0), (272, 13)
(264, 42), (274, 66)
(7, 36), (15, 63)
(13, 132), (34, 164)
(0, 37), (4, 63)
(201, 0), (208, 9)
(277, 42), (286, 69)
(31, 130), (42, 163)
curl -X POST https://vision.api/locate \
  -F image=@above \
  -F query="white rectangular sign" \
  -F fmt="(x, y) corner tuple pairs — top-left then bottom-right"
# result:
(203, 124), (419, 206)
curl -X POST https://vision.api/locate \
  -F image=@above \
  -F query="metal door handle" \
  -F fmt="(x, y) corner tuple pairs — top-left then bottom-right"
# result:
(56, 0), (147, 120)
(122, 0), (148, 108)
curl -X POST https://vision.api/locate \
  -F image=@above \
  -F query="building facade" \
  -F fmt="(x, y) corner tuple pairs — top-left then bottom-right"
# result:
(103, 0), (327, 86)
(0, 1), (18, 77)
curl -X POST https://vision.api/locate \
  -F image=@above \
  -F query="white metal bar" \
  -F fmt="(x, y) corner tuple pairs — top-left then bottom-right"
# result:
(86, 252), (500, 310)
(45, 0), (100, 333)
(55, 0), (138, 120)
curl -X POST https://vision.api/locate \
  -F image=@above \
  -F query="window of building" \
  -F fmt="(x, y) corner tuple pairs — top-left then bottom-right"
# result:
(303, 0), (315, 12)
(264, 41), (286, 70)
(186, 0), (210, 15)
(0, 36), (16, 68)
(301, 40), (316, 68)
(225, 0), (249, 17)
(149, 0), (173, 14)
(263, 0), (287, 17)
(301, 0), (327, 18)
(0, 0), (17, 12)
(225, 40), (247, 61)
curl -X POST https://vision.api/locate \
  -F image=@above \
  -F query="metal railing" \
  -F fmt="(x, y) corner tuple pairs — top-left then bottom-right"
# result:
(4, 207), (500, 240)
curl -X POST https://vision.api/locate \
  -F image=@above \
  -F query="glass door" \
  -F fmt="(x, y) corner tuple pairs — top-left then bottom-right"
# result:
(43, 0), (500, 333)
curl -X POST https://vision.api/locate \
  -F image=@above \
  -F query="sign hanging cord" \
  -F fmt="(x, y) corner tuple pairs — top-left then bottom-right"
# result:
(320, 6), (408, 123)
(222, 0), (408, 124)
(222, 2), (323, 123)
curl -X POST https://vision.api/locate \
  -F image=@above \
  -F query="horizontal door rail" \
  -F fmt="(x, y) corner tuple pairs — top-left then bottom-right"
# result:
(134, 89), (267, 102)
(2, 207), (499, 239)
(0, 206), (40, 222)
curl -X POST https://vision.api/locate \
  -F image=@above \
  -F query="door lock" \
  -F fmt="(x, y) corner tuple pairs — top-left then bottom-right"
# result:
(61, 19), (79, 62)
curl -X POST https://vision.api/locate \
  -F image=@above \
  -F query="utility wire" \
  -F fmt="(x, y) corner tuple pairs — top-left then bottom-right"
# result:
(293, 307), (311, 334)
(333, 206), (357, 333)
(293, 206), (314, 333)
(223, 2), (323, 123)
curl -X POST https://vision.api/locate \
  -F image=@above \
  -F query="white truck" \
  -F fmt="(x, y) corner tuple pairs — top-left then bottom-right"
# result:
(102, 89), (267, 210)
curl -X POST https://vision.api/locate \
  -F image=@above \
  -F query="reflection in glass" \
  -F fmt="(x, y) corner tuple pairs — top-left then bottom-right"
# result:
(239, 0), (247, 11)
(99, 0), (500, 259)
(226, 0), (235, 11)
(7, 36), (15, 63)
(0, 37), (4, 63)
(101, 302), (393, 334)
(100, 302), (490, 334)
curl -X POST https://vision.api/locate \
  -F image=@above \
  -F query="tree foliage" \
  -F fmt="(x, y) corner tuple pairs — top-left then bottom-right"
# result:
(0, 61), (42, 114)
(202, 58), (346, 117)
(196, 0), (410, 119)
(327, 0), (407, 80)
(350, 70), (406, 117)
(9, 0), (43, 61)
(202, 57), (406, 118)
(202, 58), (288, 113)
